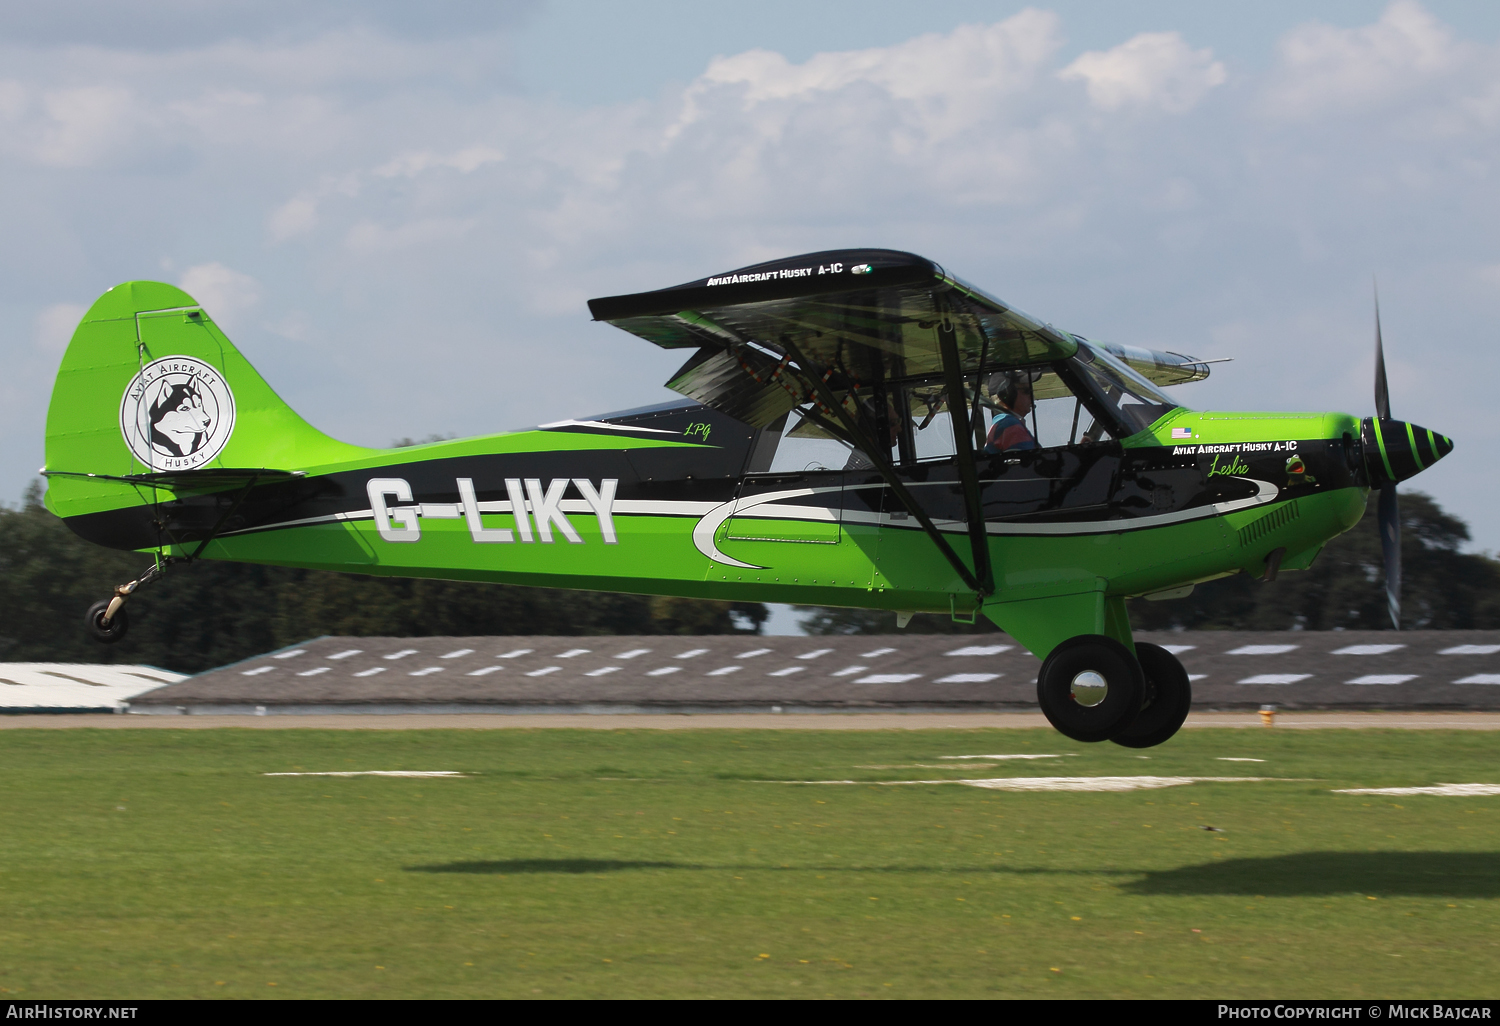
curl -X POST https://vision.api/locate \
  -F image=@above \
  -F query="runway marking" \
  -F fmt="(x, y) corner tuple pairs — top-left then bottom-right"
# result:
(264, 770), (467, 778)
(1334, 783), (1500, 796)
(1237, 674), (1311, 684)
(1441, 645), (1500, 655)
(241, 667), (273, 676)
(1334, 644), (1405, 655)
(796, 649), (834, 660)
(1346, 674), (1417, 685)
(780, 776), (1278, 792)
(855, 673), (922, 684)
(527, 667), (561, 677)
(616, 649), (651, 659)
(935, 673), (1001, 683)
(328, 649), (362, 660)
(467, 667), (502, 677)
(945, 645), (1011, 656)
(1456, 674), (1500, 685)
(384, 649), (418, 660)
(1228, 644), (1299, 655)
(272, 650), (305, 659)
(1160, 645), (1196, 654)
(296, 667), (329, 677)
(862, 647), (897, 658)
(938, 754), (1072, 760)
(441, 649), (473, 659)
(354, 667), (386, 677)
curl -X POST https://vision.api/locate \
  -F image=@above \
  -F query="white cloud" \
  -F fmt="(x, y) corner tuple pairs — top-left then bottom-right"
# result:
(1265, 1), (1457, 117)
(33, 303), (86, 352)
(34, 85), (140, 166)
(269, 194), (321, 241)
(1059, 31), (1227, 113)
(178, 263), (262, 332)
(344, 217), (477, 255)
(373, 145), (505, 178)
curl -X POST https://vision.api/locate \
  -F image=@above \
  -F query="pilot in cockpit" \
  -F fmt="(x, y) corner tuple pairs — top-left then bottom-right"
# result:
(982, 370), (1039, 453)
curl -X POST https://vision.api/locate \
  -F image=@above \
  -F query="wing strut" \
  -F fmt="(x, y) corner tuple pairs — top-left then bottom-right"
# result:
(936, 316), (995, 595)
(776, 337), (985, 597)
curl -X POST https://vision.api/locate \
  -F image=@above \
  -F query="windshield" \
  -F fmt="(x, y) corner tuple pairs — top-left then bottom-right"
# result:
(1068, 341), (1181, 436)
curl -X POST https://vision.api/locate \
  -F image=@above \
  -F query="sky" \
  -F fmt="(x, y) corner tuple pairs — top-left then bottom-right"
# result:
(2, 0), (1497, 592)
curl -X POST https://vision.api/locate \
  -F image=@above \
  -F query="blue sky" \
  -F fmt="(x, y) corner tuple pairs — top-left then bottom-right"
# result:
(1, 0), (1495, 573)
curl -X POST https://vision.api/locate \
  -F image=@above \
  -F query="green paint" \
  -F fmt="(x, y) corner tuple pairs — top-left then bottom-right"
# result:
(1406, 421), (1425, 471)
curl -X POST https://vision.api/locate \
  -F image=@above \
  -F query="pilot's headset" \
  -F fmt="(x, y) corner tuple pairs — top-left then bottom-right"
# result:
(986, 369), (1041, 410)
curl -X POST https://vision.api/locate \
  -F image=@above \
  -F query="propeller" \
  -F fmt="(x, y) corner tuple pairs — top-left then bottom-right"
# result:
(1373, 287), (1401, 630)
(1355, 287), (1450, 630)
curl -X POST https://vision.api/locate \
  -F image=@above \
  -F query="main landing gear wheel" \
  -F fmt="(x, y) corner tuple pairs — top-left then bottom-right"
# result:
(1111, 642), (1192, 749)
(84, 600), (129, 644)
(1036, 635), (1144, 743)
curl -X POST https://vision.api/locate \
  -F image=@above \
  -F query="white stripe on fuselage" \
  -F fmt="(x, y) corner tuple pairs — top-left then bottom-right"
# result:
(219, 476), (1280, 550)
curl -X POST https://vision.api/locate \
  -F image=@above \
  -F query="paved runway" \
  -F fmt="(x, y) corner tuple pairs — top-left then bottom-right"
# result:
(4, 711), (1500, 729)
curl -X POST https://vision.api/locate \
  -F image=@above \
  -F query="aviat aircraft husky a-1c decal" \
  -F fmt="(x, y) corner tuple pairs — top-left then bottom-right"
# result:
(43, 249), (1453, 746)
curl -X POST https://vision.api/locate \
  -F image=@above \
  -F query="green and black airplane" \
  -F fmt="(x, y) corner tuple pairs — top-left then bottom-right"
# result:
(42, 249), (1452, 746)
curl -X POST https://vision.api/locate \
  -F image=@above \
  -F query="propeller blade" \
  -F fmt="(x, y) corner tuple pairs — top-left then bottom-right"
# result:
(1374, 282), (1391, 420)
(1378, 483), (1401, 629)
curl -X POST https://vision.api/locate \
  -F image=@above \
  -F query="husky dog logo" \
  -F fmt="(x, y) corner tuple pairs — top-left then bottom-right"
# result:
(119, 356), (236, 470)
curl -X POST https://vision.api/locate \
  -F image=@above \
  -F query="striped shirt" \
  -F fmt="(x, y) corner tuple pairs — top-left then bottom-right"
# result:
(983, 412), (1038, 453)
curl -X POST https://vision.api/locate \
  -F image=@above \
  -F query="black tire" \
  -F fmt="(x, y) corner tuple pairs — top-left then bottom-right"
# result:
(1036, 634), (1144, 743)
(1111, 642), (1192, 749)
(85, 600), (128, 644)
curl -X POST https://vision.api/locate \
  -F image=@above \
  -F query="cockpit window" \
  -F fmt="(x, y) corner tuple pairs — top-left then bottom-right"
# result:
(1069, 341), (1181, 437)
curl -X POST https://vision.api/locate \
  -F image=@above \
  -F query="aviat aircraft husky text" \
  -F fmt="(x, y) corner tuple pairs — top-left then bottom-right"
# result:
(43, 249), (1452, 746)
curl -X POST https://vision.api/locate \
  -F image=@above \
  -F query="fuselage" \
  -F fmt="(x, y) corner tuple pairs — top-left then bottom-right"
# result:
(61, 397), (1372, 618)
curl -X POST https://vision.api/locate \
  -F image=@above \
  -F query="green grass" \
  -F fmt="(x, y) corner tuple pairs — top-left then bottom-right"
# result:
(0, 726), (1497, 998)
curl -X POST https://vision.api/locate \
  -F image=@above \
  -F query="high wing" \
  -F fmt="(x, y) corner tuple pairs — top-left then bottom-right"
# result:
(591, 248), (1216, 598)
(588, 248), (1210, 431)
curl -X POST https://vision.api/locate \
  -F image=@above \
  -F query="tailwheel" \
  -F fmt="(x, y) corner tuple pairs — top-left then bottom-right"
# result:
(1036, 635), (1144, 743)
(85, 599), (129, 644)
(1111, 642), (1192, 749)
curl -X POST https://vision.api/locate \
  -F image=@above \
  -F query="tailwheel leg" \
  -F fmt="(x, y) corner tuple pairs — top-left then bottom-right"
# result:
(84, 560), (173, 644)
(1036, 634), (1144, 743)
(1111, 643), (1192, 749)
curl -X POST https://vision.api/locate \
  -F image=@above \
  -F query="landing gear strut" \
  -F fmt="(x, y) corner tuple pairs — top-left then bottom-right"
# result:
(1035, 635), (1145, 743)
(84, 559), (175, 645)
